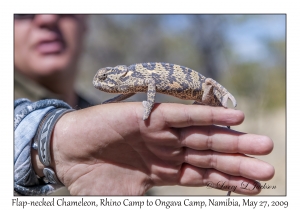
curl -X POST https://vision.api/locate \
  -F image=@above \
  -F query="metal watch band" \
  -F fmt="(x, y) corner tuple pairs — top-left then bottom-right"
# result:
(33, 108), (74, 185)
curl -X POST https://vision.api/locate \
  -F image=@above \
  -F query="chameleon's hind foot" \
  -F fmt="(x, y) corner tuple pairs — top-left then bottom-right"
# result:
(221, 93), (237, 108)
(204, 78), (237, 108)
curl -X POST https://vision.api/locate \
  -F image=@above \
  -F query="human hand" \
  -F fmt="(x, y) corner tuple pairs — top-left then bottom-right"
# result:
(35, 102), (274, 195)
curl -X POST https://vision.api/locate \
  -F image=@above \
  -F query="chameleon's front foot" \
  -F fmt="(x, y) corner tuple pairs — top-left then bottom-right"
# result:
(142, 101), (152, 120)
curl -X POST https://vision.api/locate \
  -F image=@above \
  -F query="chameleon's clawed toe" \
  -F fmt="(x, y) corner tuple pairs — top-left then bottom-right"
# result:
(142, 101), (151, 120)
(222, 93), (237, 108)
(229, 94), (237, 108)
(142, 101), (149, 108)
(221, 95), (229, 108)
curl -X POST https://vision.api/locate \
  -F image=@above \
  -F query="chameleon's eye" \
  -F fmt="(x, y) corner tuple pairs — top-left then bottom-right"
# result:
(99, 74), (107, 81)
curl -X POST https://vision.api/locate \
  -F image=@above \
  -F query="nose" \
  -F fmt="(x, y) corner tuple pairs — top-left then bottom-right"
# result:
(33, 15), (60, 28)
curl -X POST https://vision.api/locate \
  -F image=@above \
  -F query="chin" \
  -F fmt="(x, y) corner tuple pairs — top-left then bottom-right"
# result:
(31, 55), (75, 76)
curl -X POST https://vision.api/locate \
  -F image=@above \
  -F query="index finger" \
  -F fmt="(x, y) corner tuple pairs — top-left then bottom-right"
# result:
(152, 103), (244, 128)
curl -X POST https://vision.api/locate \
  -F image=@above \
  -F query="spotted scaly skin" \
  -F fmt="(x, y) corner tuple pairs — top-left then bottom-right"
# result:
(93, 62), (237, 120)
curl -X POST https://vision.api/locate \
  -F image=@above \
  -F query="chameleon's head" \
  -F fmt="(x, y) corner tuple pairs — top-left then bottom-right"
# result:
(93, 65), (128, 93)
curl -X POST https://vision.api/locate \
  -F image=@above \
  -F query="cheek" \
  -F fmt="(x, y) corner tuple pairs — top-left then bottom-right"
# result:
(60, 20), (85, 55)
(14, 21), (31, 68)
(14, 23), (27, 53)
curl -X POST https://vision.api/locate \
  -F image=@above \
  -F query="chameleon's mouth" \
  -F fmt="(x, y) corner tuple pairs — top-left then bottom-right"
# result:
(92, 77), (117, 91)
(105, 83), (117, 88)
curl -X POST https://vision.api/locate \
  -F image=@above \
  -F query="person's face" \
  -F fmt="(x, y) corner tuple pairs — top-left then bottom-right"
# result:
(14, 14), (86, 77)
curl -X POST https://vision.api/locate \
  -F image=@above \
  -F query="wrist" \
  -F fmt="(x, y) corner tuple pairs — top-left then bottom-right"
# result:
(32, 108), (74, 185)
(31, 147), (45, 178)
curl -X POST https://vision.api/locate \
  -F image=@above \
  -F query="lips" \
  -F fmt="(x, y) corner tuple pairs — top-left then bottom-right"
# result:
(35, 38), (65, 54)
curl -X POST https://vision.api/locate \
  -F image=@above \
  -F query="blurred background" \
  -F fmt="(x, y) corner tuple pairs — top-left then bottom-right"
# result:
(71, 14), (285, 196)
